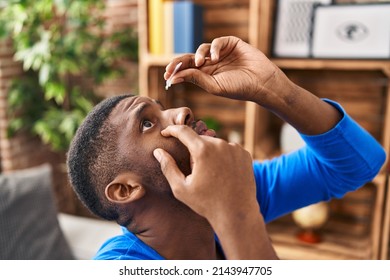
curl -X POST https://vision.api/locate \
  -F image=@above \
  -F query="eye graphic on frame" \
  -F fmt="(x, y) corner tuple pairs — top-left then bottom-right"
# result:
(336, 21), (368, 42)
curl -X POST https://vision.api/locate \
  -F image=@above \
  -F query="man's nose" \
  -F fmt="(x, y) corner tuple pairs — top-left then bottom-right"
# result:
(173, 107), (194, 126)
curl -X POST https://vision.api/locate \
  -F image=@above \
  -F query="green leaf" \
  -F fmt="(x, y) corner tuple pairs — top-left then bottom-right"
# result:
(74, 96), (94, 113)
(59, 114), (77, 140)
(7, 118), (24, 137)
(14, 30), (51, 71)
(44, 82), (66, 104)
(39, 63), (50, 85)
(11, 4), (28, 35)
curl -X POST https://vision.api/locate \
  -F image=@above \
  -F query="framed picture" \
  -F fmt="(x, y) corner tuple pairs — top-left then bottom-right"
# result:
(311, 3), (390, 59)
(272, 0), (333, 58)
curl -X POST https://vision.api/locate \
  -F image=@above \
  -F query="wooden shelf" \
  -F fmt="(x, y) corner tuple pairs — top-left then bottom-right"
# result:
(268, 221), (373, 260)
(143, 54), (176, 67)
(268, 172), (387, 260)
(272, 58), (390, 73)
(249, 0), (390, 260)
(380, 172), (390, 259)
(139, 0), (390, 259)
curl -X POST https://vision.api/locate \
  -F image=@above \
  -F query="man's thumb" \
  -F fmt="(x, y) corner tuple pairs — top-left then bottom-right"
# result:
(153, 148), (164, 163)
(153, 148), (185, 190)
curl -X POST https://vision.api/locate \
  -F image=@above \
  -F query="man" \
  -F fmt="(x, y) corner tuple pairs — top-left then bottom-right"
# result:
(67, 36), (386, 260)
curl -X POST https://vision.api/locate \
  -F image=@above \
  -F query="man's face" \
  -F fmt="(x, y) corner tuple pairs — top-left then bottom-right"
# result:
(109, 95), (215, 192)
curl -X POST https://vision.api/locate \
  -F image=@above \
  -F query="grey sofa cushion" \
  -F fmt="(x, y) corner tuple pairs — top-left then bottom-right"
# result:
(0, 164), (74, 259)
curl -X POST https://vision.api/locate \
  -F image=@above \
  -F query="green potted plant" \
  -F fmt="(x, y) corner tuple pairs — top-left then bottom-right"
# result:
(0, 0), (138, 151)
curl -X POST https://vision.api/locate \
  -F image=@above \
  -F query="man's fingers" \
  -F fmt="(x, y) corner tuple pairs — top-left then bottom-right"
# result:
(170, 68), (218, 94)
(194, 38), (229, 64)
(210, 37), (231, 61)
(160, 125), (205, 155)
(164, 54), (196, 80)
(153, 148), (186, 191)
(210, 36), (241, 61)
(165, 66), (222, 95)
(195, 43), (211, 66)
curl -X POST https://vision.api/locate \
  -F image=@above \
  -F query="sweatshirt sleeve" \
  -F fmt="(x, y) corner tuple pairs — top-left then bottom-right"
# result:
(253, 99), (386, 223)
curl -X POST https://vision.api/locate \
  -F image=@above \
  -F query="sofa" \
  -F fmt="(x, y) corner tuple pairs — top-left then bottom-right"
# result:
(0, 164), (121, 260)
(57, 212), (121, 259)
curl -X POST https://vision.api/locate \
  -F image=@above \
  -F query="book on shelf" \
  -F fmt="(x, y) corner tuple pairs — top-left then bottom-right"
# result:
(163, 0), (174, 54)
(148, 0), (204, 55)
(148, 0), (164, 54)
(173, 1), (203, 54)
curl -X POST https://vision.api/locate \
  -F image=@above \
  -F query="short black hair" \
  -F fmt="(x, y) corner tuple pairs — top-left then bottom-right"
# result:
(67, 94), (134, 223)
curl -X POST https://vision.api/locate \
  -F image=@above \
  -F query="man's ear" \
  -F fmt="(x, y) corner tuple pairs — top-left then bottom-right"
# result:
(105, 172), (146, 204)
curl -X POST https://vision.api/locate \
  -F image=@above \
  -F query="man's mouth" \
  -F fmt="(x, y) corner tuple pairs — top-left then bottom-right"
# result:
(192, 120), (216, 137)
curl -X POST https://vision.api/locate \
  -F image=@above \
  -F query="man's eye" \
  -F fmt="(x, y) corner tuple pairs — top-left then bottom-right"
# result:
(141, 120), (154, 132)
